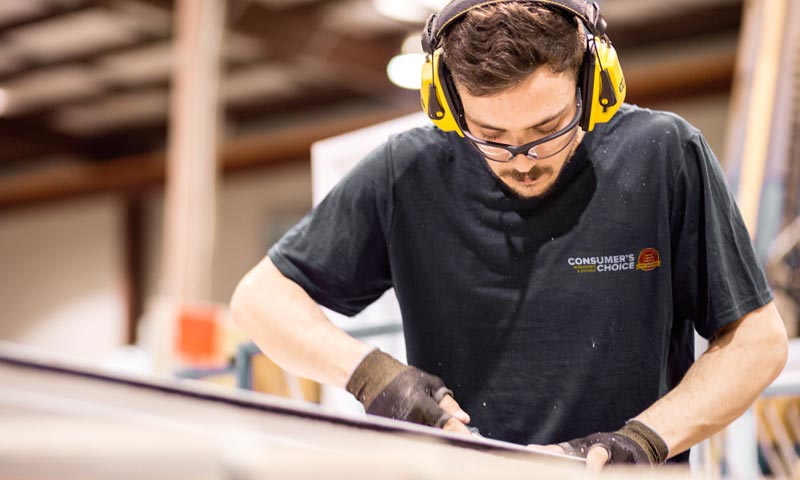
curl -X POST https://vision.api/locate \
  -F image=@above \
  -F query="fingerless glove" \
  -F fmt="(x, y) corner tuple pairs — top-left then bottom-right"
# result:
(346, 349), (454, 428)
(559, 420), (669, 465)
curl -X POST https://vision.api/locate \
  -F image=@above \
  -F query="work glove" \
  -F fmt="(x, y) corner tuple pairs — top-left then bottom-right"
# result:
(345, 349), (454, 428)
(559, 420), (669, 465)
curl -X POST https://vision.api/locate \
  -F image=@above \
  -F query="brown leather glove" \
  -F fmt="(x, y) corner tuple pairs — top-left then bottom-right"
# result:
(346, 349), (454, 428)
(559, 420), (669, 465)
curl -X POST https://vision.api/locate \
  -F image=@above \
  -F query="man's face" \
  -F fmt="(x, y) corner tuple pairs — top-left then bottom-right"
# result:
(457, 68), (584, 199)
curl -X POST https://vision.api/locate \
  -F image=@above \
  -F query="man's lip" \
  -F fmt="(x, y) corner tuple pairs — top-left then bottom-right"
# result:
(516, 176), (540, 185)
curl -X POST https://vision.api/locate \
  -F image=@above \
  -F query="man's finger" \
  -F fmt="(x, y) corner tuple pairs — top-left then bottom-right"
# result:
(439, 394), (471, 424)
(442, 416), (472, 435)
(527, 444), (566, 454)
(585, 445), (610, 473)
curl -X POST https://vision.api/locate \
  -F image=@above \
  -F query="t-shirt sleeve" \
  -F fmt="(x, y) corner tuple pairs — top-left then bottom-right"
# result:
(267, 140), (395, 317)
(670, 132), (773, 339)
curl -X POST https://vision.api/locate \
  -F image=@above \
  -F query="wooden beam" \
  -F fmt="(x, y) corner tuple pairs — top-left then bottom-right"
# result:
(607, 2), (742, 49)
(0, 117), (93, 160)
(0, 106), (416, 211)
(227, 1), (404, 99)
(0, 1), (95, 32)
(159, 0), (225, 310)
(0, 41), (740, 211)
(624, 52), (736, 105)
(731, 0), (788, 236)
(0, 35), (168, 83)
(123, 195), (145, 345)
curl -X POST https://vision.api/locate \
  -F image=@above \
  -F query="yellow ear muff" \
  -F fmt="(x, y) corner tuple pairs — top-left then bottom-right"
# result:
(585, 37), (625, 131)
(420, 49), (464, 136)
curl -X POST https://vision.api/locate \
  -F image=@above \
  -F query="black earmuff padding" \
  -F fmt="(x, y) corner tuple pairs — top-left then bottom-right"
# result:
(436, 58), (468, 132)
(579, 47), (595, 131)
(422, 14), (437, 54)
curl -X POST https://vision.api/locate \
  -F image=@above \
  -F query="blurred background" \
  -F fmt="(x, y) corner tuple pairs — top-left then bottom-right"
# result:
(0, 0), (798, 477)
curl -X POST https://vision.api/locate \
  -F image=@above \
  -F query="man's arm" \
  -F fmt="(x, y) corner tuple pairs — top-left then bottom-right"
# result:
(576, 301), (788, 469)
(634, 301), (787, 457)
(230, 256), (372, 388)
(230, 256), (471, 432)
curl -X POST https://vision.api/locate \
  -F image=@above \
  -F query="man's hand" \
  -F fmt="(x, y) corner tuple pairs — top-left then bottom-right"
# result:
(560, 420), (668, 471)
(346, 349), (471, 434)
(529, 420), (668, 472)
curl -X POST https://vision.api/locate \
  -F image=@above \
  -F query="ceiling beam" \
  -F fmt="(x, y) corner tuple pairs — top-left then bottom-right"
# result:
(0, 104), (417, 211)
(0, 40), (739, 211)
(48, 86), (406, 161)
(0, 116), (92, 160)
(0, 34), (168, 83)
(227, 1), (404, 99)
(610, 1), (742, 49)
(624, 52), (736, 105)
(0, 1), (95, 33)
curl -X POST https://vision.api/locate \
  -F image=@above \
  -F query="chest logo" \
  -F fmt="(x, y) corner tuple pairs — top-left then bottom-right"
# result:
(567, 253), (636, 273)
(636, 248), (662, 271)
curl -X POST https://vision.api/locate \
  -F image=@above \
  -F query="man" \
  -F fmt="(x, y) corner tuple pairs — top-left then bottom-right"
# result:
(231, 0), (788, 470)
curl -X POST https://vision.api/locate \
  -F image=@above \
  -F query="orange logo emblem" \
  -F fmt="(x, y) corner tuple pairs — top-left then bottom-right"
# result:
(636, 248), (662, 271)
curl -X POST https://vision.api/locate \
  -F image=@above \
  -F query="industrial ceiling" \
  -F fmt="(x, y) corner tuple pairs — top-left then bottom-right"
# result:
(0, 0), (743, 209)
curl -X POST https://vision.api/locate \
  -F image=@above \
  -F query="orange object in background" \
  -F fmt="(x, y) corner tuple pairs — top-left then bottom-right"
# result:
(175, 304), (220, 367)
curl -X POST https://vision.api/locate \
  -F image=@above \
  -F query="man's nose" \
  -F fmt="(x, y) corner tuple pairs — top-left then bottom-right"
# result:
(510, 152), (536, 172)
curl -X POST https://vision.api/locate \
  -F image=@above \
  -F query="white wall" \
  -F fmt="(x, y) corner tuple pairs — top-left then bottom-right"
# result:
(0, 196), (127, 362)
(142, 162), (313, 307)
(0, 163), (313, 364)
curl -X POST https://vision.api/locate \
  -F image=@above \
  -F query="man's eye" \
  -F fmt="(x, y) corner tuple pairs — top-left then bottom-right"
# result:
(482, 133), (500, 142)
(542, 127), (559, 136)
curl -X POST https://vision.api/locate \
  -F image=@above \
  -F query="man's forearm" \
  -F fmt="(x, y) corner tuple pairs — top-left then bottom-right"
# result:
(230, 257), (372, 388)
(635, 301), (787, 458)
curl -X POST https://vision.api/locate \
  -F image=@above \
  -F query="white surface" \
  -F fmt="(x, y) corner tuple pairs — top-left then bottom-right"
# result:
(0, 344), (591, 480)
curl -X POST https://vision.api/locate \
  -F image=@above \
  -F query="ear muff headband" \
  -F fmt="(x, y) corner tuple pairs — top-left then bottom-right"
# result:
(419, 0), (625, 135)
(423, 0), (606, 51)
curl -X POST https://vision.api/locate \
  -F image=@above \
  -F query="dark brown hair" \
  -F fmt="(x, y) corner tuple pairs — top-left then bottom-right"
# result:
(442, 2), (585, 96)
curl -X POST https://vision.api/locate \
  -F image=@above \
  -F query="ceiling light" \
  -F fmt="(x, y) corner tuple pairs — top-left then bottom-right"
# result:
(387, 53), (426, 90)
(373, 0), (433, 23)
(401, 34), (424, 55)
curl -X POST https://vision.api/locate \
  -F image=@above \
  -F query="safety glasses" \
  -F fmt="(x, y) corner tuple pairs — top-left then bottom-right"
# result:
(463, 90), (583, 163)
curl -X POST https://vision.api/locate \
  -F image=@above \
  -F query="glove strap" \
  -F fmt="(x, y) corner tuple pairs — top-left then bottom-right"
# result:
(618, 420), (669, 464)
(345, 349), (406, 408)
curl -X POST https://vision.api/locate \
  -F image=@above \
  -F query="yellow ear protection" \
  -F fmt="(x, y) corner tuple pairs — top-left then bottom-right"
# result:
(420, 0), (625, 135)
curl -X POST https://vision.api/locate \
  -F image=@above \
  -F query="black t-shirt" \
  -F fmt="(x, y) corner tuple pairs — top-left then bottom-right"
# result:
(269, 104), (772, 455)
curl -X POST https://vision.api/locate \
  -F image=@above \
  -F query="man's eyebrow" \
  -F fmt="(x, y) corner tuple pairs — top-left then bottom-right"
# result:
(466, 104), (569, 132)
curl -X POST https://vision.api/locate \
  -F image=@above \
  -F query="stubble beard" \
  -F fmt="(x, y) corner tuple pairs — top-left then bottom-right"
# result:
(500, 130), (584, 199)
